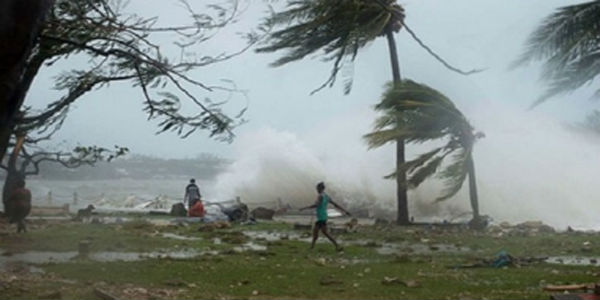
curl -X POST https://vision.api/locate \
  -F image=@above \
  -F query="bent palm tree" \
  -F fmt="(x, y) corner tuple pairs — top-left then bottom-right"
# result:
(514, 0), (600, 106)
(256, 0), (405, 94)
(257, 0), (479, 225)
(364, 80), (484, 222)
(257, 0), (409, 223)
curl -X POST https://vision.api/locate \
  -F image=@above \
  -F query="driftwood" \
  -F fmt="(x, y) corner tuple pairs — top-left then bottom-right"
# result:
(94, 288), (120, 300)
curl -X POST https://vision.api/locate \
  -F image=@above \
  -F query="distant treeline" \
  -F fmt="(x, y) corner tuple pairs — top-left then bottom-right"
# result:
(27, 153), (231, 181)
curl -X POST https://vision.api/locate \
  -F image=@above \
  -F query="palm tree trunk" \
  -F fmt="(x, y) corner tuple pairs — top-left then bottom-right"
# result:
(385, 28), (409, 225)
(466, 152), (479, 219)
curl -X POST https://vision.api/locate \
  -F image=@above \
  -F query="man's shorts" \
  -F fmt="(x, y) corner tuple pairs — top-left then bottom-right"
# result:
(315, 220), (327, 228)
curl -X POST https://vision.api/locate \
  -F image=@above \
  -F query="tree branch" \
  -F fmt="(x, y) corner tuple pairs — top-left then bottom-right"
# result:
(18, 73), (137, 129)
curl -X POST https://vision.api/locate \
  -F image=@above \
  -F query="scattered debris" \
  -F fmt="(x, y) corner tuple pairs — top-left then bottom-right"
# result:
(221, 203), (249, 222)
(163, 279), (188, 287)
(448, 251), (547, 269)
(38, 290), (62, 299)
(345, 218), (359, 232)
(491, 250), (512, 268)
(122, 287), (148, 298)
(250, 207), (275, 220)
(77, 205), (95, 219)
(402, 280), (421, 288)
(169, 203), (187, 217)
(319, 275), (343, 286)
(382, 277), (401, 285)
(314, 257), (327, 266)
(94, 287), (120, 300)
(516, 221), (555, 233)
(544, 284), (590, 292)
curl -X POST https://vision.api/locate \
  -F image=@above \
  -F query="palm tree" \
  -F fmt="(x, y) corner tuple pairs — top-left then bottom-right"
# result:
(364, 80), (484, 224)
(256, 0), (405, 94)
(513, 0), (600, 106)
(256, 0), (479, 225)
(256, 0), (410, 223)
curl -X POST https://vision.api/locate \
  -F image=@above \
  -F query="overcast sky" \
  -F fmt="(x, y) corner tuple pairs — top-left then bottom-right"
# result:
(27, 0), (597, 159)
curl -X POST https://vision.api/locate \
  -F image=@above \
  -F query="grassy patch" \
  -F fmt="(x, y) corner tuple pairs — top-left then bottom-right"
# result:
(2, 220), (600, 299)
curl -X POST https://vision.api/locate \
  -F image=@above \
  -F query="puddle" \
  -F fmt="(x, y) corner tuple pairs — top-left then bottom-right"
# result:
(79, 216), (176, 226)
(82, 216), (129, 224)
(242, 230), (470, 253)
(376, 242), (470, 255)
(233, 242), (267, 252)
(92, 249), (208, 262)
(161, 233), (201, 241)
(243, 231), (303, 242)
(273, 215), (376, 226)
(0, 249), (213, 267)
(545, 256), (600, 266)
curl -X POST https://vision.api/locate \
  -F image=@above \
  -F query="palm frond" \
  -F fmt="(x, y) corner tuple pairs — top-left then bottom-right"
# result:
(435, 147), (471, 201)
(513, 0), (600, 104)
(403, 147), (444, 174)
(363, 127), (442, 149)
(366, 79), (479, 202)
(408, 155), (444, 188)
(256, 0), (404, 94)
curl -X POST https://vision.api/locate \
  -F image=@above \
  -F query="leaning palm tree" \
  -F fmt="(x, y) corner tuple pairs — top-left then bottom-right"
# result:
(513, 0), (600, 106)
(256, 0), (405, 93)
(256, 0), (479, 225)
(364, 80), (484, 224)
(256, 0), (410, 224)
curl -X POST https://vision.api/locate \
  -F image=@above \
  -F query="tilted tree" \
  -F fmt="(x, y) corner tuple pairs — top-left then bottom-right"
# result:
(513, 0), (600, 106)
(364, 80), (484, 225)
(0, 0), (54, 162)
(0, 0), (259, 165)
(256, 0), (479, 224)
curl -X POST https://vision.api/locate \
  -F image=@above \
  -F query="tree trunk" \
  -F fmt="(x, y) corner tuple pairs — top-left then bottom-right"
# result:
(466, 151), (479, 219)
(385, 29), (409, 225)
(2, 135), (25, 217)
(0, 0), (53, 162)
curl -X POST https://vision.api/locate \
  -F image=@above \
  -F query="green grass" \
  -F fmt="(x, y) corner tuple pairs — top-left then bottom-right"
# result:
(1, 220), (599, 299)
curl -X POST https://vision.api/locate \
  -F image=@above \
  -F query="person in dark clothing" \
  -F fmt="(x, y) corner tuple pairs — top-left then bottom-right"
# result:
(8, 178), (31, 233)
(184, 178), (201, 210)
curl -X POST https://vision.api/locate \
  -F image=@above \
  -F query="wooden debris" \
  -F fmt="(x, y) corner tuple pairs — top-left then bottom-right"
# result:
(94, 287), (120, 300)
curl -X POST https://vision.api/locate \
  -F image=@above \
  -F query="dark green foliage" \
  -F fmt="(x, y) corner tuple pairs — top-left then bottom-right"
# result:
(513, 0), (600, 105)
(364, 80), (481, 201)
(256, 0), (404, 94)
(17, 0), (256, 142)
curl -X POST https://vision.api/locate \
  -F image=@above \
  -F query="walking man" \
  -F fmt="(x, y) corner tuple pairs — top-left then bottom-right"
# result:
(301, 182), (351, 251)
